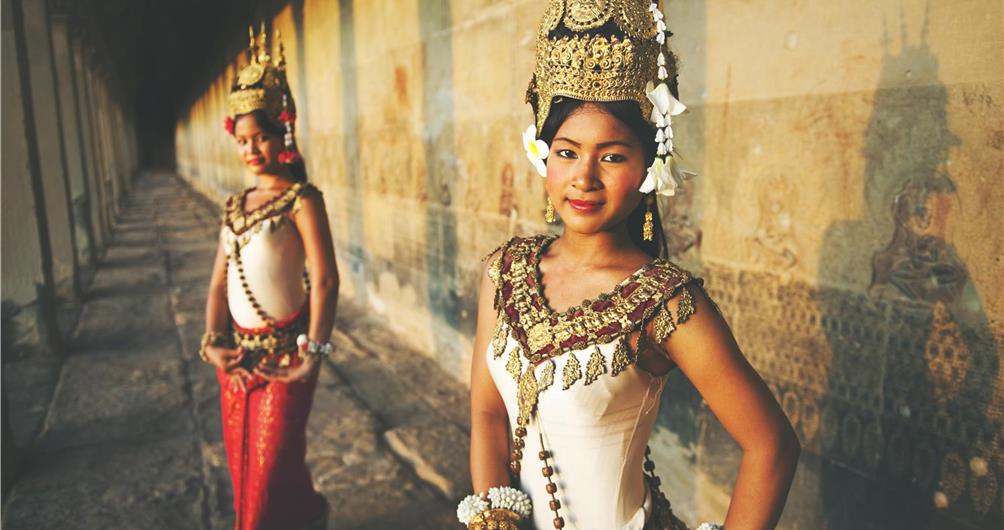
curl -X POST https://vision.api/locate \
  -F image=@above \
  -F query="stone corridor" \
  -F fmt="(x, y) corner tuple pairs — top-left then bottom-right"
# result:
(2, 172), (470, 529)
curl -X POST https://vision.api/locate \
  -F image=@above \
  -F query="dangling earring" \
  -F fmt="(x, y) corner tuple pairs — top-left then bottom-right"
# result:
(642, 195), (654, 241)
(545, 198), (556, 223)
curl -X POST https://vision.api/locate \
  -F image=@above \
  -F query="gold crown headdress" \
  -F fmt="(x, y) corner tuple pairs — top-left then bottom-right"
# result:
(225, 23), (301, 164)
(524, 0), (695, 223)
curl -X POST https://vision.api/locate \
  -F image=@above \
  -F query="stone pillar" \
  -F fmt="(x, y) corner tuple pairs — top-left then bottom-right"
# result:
(93, 76), (120, 215)
(19, 0), (79, 298)
(2, 0), (60, 348)
(48, 10), (96, 268)
(67, 27), (102, 253)
(75, 44), (111, 245)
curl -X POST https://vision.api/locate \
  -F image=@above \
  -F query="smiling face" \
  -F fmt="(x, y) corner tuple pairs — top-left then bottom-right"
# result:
(233, 113), (284, 175)
(545, 104), (648, 235)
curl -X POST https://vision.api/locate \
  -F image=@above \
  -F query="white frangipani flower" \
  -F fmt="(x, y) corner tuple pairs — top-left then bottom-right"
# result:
(639, 157), (676, 196)
(640, 156), (697, 197)
(647, 82), (687, 154)
(522, 124), (550, 177)
(647, 82), (687, 121)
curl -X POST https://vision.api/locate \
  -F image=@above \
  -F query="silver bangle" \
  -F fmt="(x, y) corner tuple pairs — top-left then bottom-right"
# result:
(295, 334), (334, 357)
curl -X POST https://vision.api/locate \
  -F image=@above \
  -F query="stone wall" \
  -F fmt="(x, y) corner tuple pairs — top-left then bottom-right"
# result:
(1, 0), (139, 346)
(175, 1), (1004, 528)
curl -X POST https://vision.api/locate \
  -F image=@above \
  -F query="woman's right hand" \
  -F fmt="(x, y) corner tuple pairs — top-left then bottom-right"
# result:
(205, 346), (253, 392)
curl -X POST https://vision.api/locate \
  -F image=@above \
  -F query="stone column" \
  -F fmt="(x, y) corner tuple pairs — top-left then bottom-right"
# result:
(48, 9), (96, 268)
(19, 0), (79, 298)
(75, 43), (111, 245)
(93, 76), (120, 215)
(70, 27), (104, 253)
(2, 0), (60, 348)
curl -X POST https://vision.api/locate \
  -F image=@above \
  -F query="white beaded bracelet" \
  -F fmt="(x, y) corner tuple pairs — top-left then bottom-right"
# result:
(456, 486), (532, 524)
(487, 486), (532, 518)
(456, 494), (490, 525)
(696, 524), (724, 530)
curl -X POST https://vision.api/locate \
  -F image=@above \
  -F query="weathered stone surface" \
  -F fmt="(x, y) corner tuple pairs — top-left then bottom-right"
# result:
(3, 436), (205, 529)
(336, 303), (473, 431)
(2, 351), (61, 448)
(35, 347), (191, 452)
(385, 422), (472, 500)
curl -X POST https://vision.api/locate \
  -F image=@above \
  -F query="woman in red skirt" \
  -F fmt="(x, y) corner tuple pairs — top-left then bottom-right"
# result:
(199, 25), (338, 530)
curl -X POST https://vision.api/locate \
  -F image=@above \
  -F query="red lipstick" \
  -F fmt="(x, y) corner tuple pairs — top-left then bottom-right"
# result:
(567, 199), (602, 213)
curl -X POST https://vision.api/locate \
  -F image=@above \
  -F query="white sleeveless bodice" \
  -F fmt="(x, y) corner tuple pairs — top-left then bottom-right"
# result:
(222, 219), (306, 328)
(219, 184), (312, 329)
(483, 235), (700, 530)
(487, 330), (665, 530)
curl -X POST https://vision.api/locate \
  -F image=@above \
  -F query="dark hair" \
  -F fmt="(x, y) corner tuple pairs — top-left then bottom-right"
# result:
(236, 110), (308, 183)
(537, 98), (668, 259)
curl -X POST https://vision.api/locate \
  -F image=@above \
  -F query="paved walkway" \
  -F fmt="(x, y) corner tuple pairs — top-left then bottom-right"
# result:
(2, 172), (470, 529)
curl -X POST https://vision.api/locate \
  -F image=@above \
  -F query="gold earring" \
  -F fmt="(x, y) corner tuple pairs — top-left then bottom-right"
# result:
(545, 198), (556, 223)
(642, 195), (654, 241)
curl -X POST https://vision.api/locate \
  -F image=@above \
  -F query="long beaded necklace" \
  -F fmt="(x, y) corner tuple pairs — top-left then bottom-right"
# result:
(229, 238), (310, 327)
(525, 405), (687, 529)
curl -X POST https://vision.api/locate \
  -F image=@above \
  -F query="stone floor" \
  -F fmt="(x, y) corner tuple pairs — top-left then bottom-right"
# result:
(2, 172), (470, 529)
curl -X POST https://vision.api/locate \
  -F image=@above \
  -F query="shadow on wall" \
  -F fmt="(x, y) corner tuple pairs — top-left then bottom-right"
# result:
(817, 15), (1002, 530)
(654, 7), (1003, 530)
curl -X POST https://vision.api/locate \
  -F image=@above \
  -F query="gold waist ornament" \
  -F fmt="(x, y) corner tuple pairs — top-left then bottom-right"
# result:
(232, 312), (308, 370)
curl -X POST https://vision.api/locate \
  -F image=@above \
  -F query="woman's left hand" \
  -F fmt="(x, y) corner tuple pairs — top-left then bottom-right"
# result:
(255, 355), (321, 383)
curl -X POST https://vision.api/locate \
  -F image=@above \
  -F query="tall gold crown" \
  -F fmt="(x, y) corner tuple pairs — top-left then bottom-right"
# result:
(527, 0), (666, 132)
(228, 23), (294, 122)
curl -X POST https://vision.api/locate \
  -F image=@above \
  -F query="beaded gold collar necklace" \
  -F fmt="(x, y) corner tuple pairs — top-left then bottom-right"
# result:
(224, 182), (304, 236)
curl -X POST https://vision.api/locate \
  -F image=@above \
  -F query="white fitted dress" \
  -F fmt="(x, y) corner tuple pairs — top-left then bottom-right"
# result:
(484, 235), (699, 530)
(220, 183), (310, 329)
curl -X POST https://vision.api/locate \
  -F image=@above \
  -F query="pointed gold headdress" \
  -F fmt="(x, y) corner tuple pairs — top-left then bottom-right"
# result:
(524, 1), (693, 202)
(527, 0), (662, 133)
(226, 23), (301, 163)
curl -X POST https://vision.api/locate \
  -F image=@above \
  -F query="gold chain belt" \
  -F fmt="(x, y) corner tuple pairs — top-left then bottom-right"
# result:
(231, 311), (308, 370)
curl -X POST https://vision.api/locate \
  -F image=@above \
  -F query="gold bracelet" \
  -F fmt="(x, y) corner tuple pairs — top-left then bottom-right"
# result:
(469, 509), (521, 530)
(199, 331), (232, 363)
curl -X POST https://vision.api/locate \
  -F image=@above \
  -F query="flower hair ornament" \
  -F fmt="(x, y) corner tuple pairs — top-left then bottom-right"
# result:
(523, 0), (697, 238)
(226, 23), (302, 165)
(637, 2), (697, 203)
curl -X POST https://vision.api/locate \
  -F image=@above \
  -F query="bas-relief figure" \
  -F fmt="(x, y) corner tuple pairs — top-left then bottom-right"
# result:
(750, 167), (798, 277)
(812, 17), (1002, 529)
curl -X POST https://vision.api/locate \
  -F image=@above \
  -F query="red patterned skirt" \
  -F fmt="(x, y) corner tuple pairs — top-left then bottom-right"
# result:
(217, 308), (326, 529)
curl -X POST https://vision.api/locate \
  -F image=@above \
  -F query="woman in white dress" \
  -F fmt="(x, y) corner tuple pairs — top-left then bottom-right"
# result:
(463, 2), (799, 529)
(200, 26), (338, 529)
